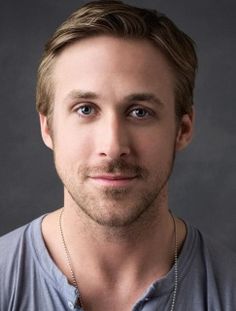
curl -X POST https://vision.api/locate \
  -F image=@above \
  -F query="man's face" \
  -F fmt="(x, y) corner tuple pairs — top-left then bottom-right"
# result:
(40, 36), (193, 228)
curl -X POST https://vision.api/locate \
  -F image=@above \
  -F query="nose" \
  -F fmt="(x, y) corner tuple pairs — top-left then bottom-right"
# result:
(96, 114), (131, 159)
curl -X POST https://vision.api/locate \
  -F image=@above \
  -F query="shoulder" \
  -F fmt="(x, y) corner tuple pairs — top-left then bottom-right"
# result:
(0, 216), (45, 307)
(0, 216), (40, 253)
(181, 222), (236, 283)
(199, 229), (236, 276)
(0, 222), (29, 244)
(0, 223), (30, 266)
(192, 225), (236, 306)
(0, 215), (46, 267)
(177, 223), (236, 310)
(197, 227), (236, 266)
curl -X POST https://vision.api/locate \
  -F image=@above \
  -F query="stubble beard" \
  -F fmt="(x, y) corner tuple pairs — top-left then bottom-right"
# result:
(55, 153), (176, 229)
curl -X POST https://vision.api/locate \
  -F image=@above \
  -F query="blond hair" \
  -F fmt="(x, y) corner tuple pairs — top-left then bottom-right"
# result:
(36, 0), (197, 121)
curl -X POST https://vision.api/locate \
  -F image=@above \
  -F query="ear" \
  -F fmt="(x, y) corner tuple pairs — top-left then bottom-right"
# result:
(175, 109), (194, 151)
(39, 113), (53, 150)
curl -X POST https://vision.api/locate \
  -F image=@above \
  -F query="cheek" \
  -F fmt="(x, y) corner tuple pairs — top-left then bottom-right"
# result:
(52, 123), (94, 163)
(135, 128), (176, 157)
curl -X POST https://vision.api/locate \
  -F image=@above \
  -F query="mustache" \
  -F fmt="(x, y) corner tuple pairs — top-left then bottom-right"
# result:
(82, 159), (148, 178)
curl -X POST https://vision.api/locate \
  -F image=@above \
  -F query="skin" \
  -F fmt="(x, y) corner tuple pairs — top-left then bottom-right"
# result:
(40, 36), (194, 311)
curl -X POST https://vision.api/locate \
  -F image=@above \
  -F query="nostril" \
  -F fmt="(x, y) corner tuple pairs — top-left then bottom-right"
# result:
(98, 146), (130, 159)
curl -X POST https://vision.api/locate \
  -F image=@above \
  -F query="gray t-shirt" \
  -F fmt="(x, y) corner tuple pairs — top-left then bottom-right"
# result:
(0, 215), (236, 311)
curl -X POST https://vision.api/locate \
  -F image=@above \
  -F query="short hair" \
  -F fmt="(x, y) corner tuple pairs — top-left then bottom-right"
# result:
(36, 0), (197, 122)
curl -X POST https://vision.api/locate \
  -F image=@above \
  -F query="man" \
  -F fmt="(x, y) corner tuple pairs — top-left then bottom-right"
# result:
(0, 1), (236, 310)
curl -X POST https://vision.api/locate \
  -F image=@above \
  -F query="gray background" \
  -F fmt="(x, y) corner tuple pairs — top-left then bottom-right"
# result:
(0, 0), (236, 250)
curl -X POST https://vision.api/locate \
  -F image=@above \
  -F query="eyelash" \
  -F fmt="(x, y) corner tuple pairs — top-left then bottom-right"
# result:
(75, 105), (96, 117)
(74, 104), (155, 120)
(128, 107), (153, 119)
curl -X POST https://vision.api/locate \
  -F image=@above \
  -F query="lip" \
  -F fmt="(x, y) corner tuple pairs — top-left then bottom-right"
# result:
(88, 175), (137, 187)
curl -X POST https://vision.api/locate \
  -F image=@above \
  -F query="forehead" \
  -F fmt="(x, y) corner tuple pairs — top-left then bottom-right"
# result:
(52, 35), (175, 105)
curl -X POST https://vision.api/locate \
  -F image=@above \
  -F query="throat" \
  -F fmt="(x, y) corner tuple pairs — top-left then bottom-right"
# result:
(70, 213), (178, 311)
(42, 208), (185, 311)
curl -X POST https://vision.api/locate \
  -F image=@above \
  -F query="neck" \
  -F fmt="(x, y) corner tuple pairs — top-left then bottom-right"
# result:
(59, 188), (182, 281)
(42, 191), (186, 310)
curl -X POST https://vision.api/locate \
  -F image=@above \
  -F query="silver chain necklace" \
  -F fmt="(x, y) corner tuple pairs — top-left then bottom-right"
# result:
(59, 208), (178, 311)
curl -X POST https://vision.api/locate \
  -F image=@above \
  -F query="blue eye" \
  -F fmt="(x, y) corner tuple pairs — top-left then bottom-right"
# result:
(130, 108), (150, 119)
(76, 105), (94, 116)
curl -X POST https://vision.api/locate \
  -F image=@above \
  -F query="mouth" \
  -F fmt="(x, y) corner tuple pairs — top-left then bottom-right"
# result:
(88, 174), (138, 187)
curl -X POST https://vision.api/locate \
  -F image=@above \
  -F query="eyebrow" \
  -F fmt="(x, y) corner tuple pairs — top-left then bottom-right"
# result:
(63, 90), (164, 108)
(63, 90), (99, 102)
(123, 93), (164, 108)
